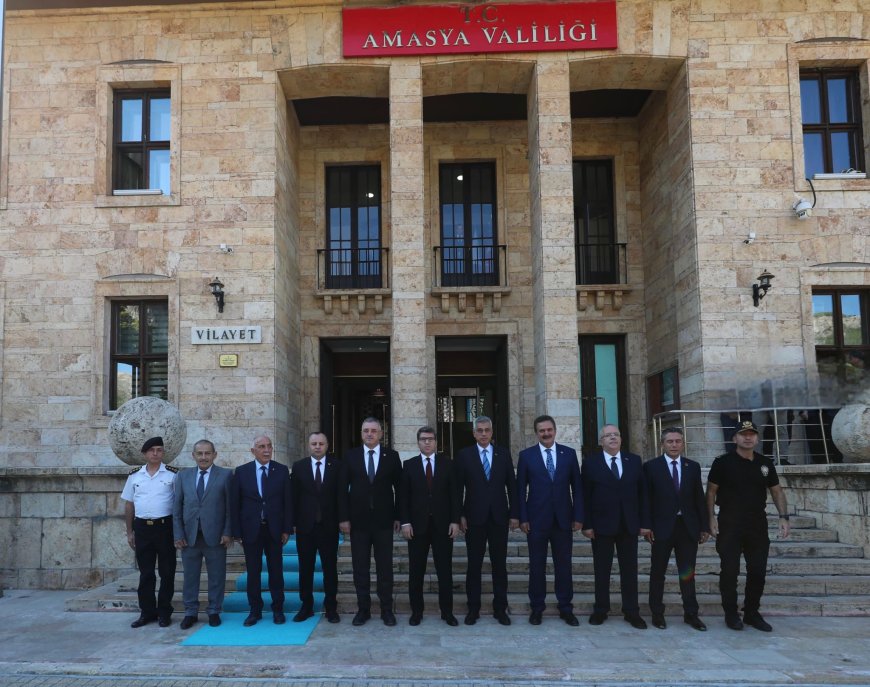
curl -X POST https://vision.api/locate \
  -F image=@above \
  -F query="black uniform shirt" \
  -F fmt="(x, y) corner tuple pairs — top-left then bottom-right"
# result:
(708, 451), (779, 523)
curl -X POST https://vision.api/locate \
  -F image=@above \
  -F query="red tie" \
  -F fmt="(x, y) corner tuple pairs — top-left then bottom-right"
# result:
(425, 457), (433, 490)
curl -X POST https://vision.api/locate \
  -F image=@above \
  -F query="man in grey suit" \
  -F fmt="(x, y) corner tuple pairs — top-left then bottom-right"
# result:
(173, 439), (234, 629)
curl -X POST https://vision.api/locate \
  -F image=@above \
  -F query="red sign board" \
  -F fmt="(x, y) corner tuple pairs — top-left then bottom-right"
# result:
(342, 2), (618, 57)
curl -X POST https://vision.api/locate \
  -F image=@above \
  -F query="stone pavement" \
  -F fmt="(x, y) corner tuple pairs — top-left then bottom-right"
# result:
(1, 590), (870, 687)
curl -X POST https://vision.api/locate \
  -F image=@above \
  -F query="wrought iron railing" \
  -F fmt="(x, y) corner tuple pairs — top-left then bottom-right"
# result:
(433, 244), (508, 288)
(575, 242), (627, 285)
(316, 247), (390, 290)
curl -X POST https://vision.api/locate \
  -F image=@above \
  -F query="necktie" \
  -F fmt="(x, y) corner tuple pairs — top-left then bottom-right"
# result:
(196, 470), (206, 500)
(260, 464), (268, 495)
(610, 456), (620, 479)
(367, 449), (376, 483)
(481, 449), (491, 480)
(425, 457), (433, 490)
(671, 459), (680, 492)
(545, 448), (555, 481)
(315, 460), (322, 491)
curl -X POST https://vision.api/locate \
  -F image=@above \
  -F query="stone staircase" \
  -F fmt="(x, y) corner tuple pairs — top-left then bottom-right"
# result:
(67, 510), (870, 617)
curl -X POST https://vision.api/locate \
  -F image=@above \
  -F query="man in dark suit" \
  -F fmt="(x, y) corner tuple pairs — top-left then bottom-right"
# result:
(173, 439), (234, 629)
(231, 435), (293, 627)
(582, 423), (650, 629)
(339, 417), (402, 627)
(454, 415), (518, 625)
(643, 427), (710, 631)
(290, 431), (346, 624)
(516, 415), (583, 626)
(400, 425), (461, 626)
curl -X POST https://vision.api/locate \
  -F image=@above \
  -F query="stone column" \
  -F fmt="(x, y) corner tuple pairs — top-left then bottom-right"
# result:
(389, 60), (428, 457)
(527, 56), (581, 446)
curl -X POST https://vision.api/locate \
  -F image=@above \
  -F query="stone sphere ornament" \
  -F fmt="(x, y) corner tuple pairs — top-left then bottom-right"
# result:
(830, 389), (870, 463)
(108, 397), (187, 466)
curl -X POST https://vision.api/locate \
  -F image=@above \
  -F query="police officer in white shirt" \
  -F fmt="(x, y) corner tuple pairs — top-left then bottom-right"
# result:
(122, 436), (178, 628)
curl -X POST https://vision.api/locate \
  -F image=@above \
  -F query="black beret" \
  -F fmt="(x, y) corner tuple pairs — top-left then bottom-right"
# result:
(141, 436), (165, 452)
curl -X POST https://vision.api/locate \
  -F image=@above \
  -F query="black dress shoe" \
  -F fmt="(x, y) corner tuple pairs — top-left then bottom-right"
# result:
(624, 613), (647, 629)
(588, 611), (607, 625)
(409, 612), (422, 626)
(130, 615), (157, 628)
(559, 611), (580, 626)
(494, 610), (511, 626)
(442, 613), (459, 626)
(208, 614), (221, 627)
(293, 608), (314, 622)
(744, 613), (772, 632)
(243, 613), (261, 627)
(725, 614), (744, 631)
(352, 610), (370, 626)
(651, 613), (667, 629)
(381, 610), (397, 626)
(683, 614), (706, 631)
(158, 617), (172, 628)
(529, 610), (543, 625)
(464, 611), (479, 625)
(179, 616), (197, 630)
(273, 611), (286, 625)
(325, 610), (340, 624)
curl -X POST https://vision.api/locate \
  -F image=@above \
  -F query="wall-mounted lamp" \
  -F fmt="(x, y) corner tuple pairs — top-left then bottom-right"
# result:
(752, 269), (774, 307)
(209, 277), (225, 313)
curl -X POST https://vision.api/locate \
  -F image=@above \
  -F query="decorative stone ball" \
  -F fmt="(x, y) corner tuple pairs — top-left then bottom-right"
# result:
(108, 397), (187, 466)
(831, 390), (870, 463)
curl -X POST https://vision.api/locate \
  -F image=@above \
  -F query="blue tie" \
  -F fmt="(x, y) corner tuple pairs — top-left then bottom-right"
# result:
(196, 470), (206, 500)
(545, 448), (555, 481)
(481, 449), (491, 480)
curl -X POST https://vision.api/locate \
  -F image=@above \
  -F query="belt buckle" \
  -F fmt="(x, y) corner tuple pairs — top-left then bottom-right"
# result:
(146, 519), (155, 525)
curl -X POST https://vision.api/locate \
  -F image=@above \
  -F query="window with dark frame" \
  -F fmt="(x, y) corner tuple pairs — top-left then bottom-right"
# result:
(439, 162), (498, 287)
(647, 366), (680, 418)
(799, 69), (865, 177)
(113, 88), (171, 194)
(326, 165), (382, 289)
(811, 289), (869, 393)
(110, 300), (169, 410)
(573, 159), (621, 285)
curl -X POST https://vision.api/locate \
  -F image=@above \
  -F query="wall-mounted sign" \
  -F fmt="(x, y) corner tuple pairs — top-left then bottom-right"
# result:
(191, 326), (262, 344)
(342, 1), (617, 57)
(219, 354), (239, 368)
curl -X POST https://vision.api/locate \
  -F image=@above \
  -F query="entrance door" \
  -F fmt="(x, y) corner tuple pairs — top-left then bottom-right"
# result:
(320, 338), (390, 457)
(578, 335), (627, 455)
(435, 337), (509, 457)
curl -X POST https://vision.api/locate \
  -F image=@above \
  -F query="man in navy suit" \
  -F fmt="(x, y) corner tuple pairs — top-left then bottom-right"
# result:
(291, 431), (346, 624)
(173, 439), (234, 629)
(516, 415), (583, 626)
(339, 417), (403, 627)
(399, 426), (461, 626)
(454, 415), (518, 625)
(582, 424), (650, 629)
(231, 435), (293, 627)
(643, 427), (709, 631)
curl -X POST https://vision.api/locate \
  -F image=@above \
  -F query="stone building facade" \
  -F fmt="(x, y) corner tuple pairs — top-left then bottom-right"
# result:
(0, 0), (868, 586)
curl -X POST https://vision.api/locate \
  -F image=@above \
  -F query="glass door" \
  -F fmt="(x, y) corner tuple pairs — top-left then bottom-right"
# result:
(578, 335), (627, 454)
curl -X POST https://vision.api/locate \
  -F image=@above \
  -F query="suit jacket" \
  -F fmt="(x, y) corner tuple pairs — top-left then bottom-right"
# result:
(643, 455), (709, 541)
(172, 464), (233, 547)
(454, 443), (518, 526)
(399, 453), (460, 535)
(231, 460), (293, 544)
(339, 445), (402, 530)
(516, 443), (583, 531)
(291, 456), (347, 534)
(581, 451), (650, 536)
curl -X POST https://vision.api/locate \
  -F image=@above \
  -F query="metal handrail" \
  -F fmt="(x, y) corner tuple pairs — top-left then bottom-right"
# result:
(433, 244), (508, 288)
(650, 406), (843, 466)
(316, 247), (390, 291)
(575, 242), (627, 285)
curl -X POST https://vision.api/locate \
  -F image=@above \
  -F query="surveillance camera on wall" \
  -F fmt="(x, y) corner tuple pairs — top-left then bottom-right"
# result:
(743, 231), (756, 245)
(793, 197), (813, 219)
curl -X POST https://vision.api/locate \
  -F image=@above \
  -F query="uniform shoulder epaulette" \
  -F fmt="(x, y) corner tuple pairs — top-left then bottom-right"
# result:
(129, 466), (142, 475)
(165, 465), (179, 473)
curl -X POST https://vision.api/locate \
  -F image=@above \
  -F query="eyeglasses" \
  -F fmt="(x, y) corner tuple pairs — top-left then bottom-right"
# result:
(601, 433), (621, 439)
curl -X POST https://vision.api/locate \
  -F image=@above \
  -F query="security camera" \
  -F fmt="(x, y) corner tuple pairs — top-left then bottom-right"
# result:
(793, 198), (813, 220)
(219, 244), (234, 253)
(743, 231), (756, 245)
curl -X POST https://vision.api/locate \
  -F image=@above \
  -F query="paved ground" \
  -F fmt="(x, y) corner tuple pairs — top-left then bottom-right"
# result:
(1, 590), (870, 687)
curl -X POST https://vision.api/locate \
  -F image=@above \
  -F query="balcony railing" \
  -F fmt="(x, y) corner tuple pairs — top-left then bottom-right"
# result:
(433, 244), (508, 288)
(650, 406), (845, 466)
(316, 247), (390, 291)
(576, 242), (627, 285)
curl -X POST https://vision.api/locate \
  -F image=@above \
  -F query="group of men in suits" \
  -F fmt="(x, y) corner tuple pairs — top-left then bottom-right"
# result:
(128, 415), (788, 634)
